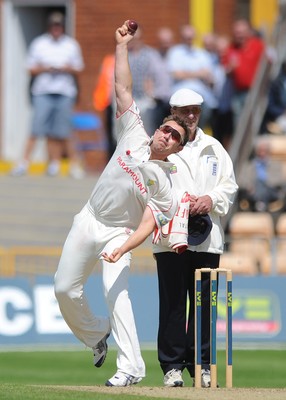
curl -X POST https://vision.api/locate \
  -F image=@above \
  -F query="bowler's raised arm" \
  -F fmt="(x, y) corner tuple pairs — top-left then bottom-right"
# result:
(114, 20), (137, 116)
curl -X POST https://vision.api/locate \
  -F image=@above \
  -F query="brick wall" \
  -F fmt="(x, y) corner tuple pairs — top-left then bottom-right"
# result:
(75, 0), (191, 111)
(214, 0), (236, 34)
(0, 0), (237, 115)
(74, 0), (238, 112)
(72, 0), (237, 170)
(0, 0), (238, 170)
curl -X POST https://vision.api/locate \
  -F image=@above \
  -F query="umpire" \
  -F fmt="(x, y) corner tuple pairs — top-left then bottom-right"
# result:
(153, 88), (238, 388)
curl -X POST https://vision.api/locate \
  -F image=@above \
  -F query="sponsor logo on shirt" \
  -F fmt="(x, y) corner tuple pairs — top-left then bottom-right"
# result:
(117, 156), (147, 194)
(157, 213), (169, 226)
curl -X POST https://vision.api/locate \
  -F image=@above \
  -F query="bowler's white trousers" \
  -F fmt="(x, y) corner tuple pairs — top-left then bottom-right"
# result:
(54, 203), (146, 378)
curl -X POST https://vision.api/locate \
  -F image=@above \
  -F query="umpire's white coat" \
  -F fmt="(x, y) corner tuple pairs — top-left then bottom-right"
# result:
(153, 128), (238, 254)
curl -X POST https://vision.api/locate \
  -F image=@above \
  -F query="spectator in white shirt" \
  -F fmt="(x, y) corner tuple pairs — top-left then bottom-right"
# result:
(11, 11), (85, 179)
(166, 25), (217, 130)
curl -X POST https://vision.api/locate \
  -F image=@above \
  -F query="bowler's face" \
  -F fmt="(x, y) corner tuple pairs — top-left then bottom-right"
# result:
(153, 121), (185, 150)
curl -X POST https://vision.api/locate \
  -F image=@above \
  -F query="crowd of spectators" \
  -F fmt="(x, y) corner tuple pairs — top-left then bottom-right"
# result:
(94, 18), (267, 156)
(11, 14), (285, 192)
(237, 135), (286, 214)
(262, 61), (286, 135)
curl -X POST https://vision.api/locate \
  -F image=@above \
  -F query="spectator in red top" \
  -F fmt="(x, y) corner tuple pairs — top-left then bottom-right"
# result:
(223, 19), (265, 126)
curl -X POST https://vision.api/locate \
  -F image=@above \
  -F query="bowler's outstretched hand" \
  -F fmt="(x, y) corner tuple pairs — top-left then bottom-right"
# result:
(101, 249), (123, 263)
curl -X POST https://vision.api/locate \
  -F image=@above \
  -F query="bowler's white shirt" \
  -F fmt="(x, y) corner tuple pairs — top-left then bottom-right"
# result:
(89, 101), (177, 230)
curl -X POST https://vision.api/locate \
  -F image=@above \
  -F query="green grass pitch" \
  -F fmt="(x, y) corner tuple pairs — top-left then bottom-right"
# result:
(0, 349), (285, 399)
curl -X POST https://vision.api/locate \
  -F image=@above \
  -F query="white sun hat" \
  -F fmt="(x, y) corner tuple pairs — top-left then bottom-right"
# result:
(169, 88), (204, 107)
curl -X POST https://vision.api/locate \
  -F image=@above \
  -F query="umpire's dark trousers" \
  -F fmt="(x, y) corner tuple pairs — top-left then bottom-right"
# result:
(154, 251), (220, 377)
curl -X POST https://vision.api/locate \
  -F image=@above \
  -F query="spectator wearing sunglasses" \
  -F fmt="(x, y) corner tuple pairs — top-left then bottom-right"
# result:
(153, 88), (238, 388)
(54, 21), (190, 389)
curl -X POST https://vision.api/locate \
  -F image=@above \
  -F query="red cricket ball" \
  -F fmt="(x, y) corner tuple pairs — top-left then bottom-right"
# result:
(128, 20), (138, 34)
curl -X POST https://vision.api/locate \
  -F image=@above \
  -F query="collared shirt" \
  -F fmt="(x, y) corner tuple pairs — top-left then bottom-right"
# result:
(166, 44), (217, 108)
(153, 128), (238, 254)
(223, 36), (265, 90)
(89, 101), (178, 230)
(27, 33), (84, 98)
(129, 45), (172, 101)
(255, 159), (267, 182)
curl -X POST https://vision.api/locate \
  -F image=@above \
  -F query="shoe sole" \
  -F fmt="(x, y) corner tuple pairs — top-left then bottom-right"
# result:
(164, 381), (184, 387)
(192, 381), (219, 388)
(94, 343), (108, 367)
(105, 377), (142, 387)
(94, 332), (110, 368)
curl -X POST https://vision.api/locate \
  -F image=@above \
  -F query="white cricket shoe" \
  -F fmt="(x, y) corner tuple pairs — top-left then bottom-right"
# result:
(201, 368), (211, 387)
(92, 331), (110, 368)
(192, 369), (219, 388)
(164, 368), (184, 387)
(105, 371), (142, 387)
